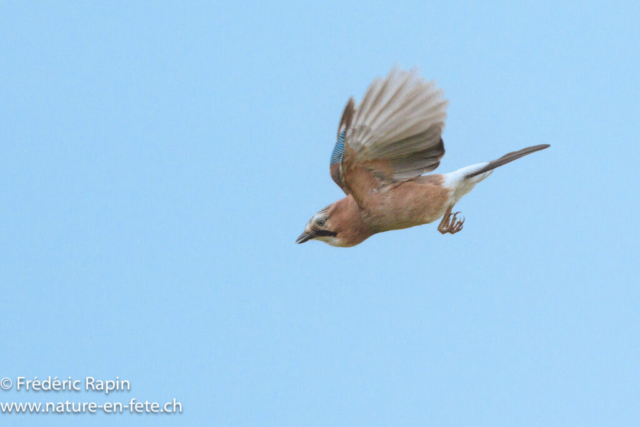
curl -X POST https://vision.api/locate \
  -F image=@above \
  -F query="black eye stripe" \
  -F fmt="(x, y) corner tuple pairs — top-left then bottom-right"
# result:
(315, 230), (337, 237)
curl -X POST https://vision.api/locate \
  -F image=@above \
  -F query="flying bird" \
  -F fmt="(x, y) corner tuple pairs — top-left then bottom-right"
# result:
(297, 67), (549, 247)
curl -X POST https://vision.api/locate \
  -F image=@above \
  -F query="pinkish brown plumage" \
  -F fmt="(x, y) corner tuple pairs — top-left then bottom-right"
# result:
(297, 67), (549, 247)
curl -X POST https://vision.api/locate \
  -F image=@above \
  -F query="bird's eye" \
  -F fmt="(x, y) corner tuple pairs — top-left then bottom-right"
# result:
(316, 219), (326, 227)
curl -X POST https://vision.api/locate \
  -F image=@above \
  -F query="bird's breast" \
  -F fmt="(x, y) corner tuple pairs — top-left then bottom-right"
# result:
(363, 178), (451, 232)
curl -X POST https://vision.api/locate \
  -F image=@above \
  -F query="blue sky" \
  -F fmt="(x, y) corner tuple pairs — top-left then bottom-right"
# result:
(1, 1), (639, 425)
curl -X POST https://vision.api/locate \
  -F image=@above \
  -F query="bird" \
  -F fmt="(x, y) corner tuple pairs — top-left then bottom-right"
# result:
(296, 67), (549, 247)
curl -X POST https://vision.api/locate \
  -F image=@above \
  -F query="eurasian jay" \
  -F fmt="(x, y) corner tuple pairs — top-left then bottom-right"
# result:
(297, 67), (549, 247)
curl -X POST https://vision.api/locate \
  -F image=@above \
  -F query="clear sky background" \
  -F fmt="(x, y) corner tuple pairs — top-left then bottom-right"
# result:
(1, 1), (639, 426)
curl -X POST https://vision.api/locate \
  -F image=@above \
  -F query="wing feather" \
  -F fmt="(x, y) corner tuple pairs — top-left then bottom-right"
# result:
(348, 68), (448, 178)
(329, 67), (448, 200)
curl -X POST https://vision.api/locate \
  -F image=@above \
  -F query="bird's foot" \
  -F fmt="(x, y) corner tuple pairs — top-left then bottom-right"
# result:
(438, 210), (465, 235)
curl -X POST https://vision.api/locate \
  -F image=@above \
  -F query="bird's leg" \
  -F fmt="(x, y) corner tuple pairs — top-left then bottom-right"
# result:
(437, 206), (453, 234)
(437, 206), (465, 235)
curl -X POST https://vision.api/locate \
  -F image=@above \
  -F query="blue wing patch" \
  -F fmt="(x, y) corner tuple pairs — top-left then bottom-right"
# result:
(330, 130), (346, 166)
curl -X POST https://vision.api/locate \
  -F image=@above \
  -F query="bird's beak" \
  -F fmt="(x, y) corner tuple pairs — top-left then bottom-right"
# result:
(296, 231), (314, 244)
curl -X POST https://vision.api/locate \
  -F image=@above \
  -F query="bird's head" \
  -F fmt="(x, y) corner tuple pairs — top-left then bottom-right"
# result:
(296, 205), (341, 246)
(296, 196), (372, 247)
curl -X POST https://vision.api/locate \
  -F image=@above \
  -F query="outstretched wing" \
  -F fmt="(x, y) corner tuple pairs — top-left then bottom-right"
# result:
(329, 67), (448, 203)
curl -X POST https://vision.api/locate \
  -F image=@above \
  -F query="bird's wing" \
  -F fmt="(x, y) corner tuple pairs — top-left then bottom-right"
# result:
(329, 67), (448, 205)
(329, 98), (354, 193)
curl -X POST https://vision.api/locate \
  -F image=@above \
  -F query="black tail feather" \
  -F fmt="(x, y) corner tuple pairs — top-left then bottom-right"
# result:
(464, 144), (550, 179)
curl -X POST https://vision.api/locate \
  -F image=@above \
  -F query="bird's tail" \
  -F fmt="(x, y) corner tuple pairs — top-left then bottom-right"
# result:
(443, 144), (550, 202)
(464, 144), (550, 179)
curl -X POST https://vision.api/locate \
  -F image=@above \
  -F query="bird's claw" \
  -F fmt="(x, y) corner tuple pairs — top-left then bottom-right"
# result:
(438, 210), (465, 235)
